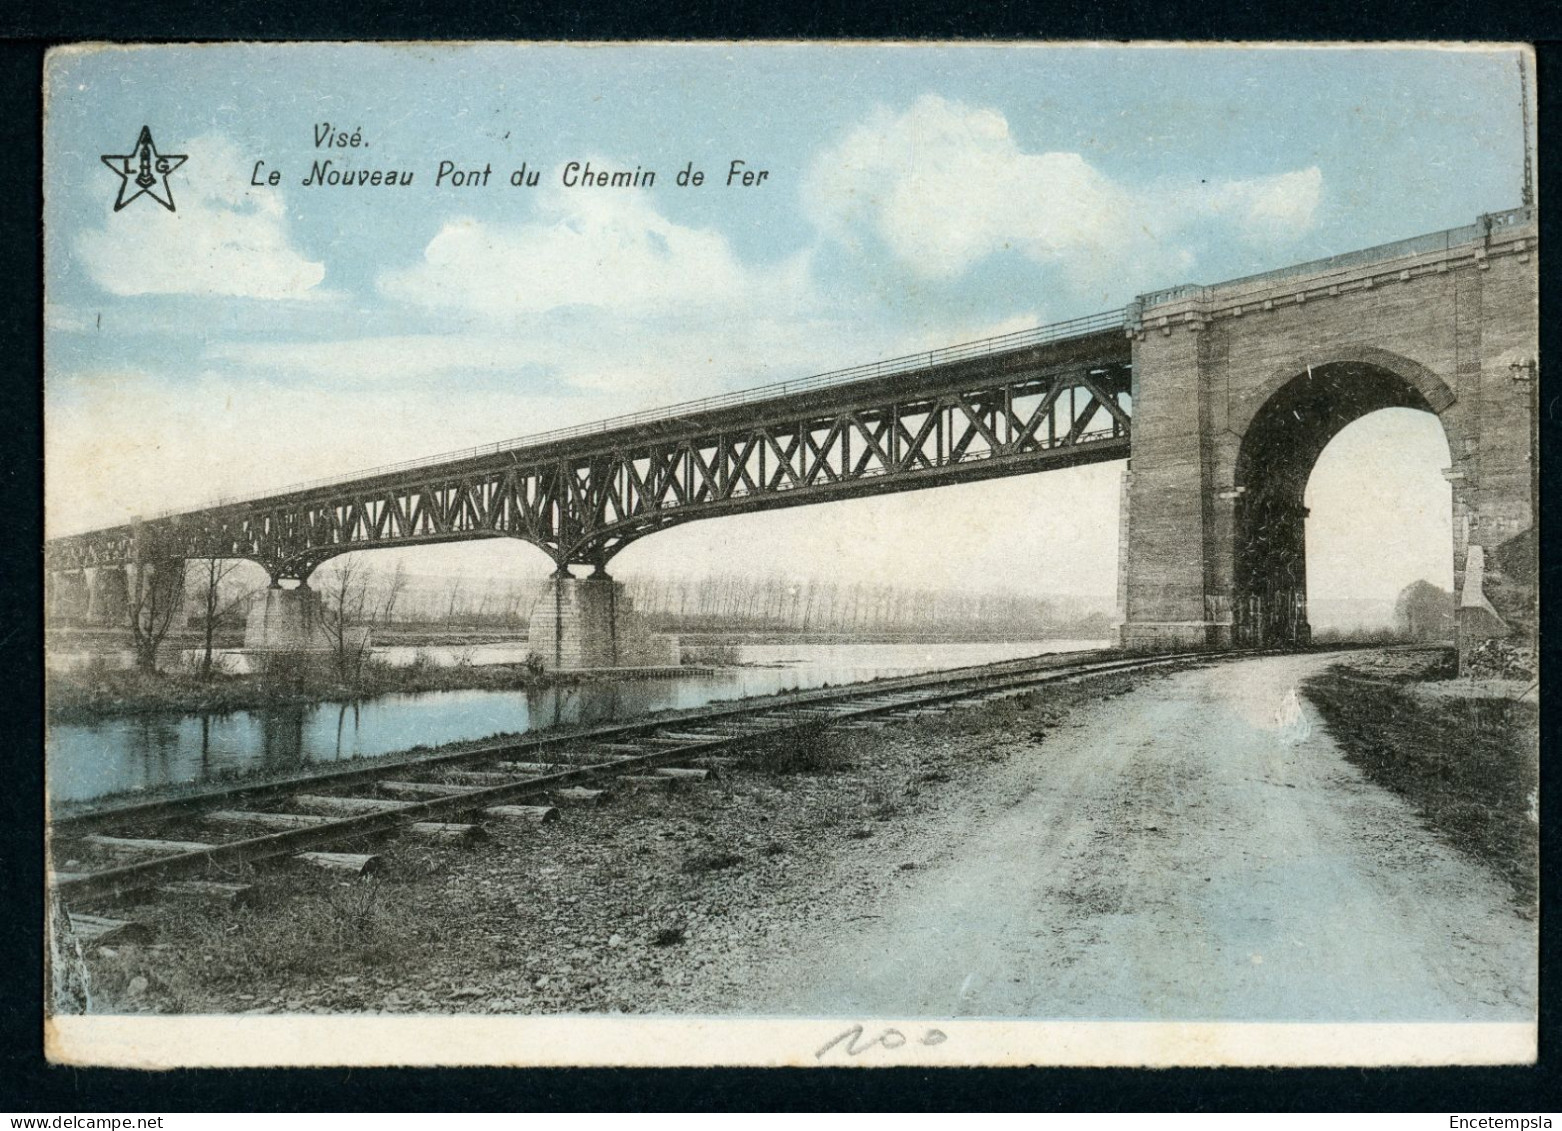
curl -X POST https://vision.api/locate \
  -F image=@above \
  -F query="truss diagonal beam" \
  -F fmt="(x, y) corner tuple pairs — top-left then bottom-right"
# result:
(45, 353), (1130, 579)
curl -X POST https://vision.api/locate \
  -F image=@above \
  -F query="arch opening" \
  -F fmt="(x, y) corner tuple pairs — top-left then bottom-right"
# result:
(1232, 361), (1454, 648)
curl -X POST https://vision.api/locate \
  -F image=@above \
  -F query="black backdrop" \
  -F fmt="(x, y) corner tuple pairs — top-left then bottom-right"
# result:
(2, 9), (1558, 1112)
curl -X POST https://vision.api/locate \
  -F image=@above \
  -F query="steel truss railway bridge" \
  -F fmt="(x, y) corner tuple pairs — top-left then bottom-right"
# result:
(46, 209), (1538, 666)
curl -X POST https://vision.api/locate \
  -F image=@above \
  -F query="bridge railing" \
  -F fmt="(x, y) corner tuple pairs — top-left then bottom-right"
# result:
(129, 307), (1127, 523)
(1135, 207), (1535, 311)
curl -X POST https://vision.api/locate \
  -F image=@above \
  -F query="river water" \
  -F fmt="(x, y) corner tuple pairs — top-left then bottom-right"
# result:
(47, 639), (1106, 806)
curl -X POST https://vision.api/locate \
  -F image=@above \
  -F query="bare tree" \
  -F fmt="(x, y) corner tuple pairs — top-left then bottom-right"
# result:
(316, 559), (408, 683)
(127, 558), (188, 674)
(500, 579), (529, 627)
(192, 557), (260, 679)
(317, 559), (374, 683)
(443, 576), (465, 633)
(377, 561), (407, 626)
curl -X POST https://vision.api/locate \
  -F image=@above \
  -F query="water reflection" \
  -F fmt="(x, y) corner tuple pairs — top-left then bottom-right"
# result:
(47, 640), (1104, 805)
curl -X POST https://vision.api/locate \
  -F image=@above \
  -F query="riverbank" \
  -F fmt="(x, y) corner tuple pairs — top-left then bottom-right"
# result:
(48, 625), (1110, 661)
(46, 625), (535, 652)
(70, 657), (1181, 1015)
(46, 658), (692, 725)
(47, 637), (1097, 724)
(70, 646), (1536, 1022)
(50, 641), (1109, 815)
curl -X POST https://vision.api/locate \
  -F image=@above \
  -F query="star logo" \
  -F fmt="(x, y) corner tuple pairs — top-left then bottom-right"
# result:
(101, 126), (187, 212)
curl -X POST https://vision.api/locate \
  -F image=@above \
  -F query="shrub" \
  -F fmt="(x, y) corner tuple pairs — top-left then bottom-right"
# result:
(681, 644), (742, 667)
(1464, 639), (1535, 681)
(252, 649), (331, 694)
(750, 724), (851, 775)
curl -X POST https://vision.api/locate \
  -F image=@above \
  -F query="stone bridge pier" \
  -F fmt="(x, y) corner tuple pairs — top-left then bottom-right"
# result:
(244, 584), (334, 652)
(526, 570), (679, 671)
(47, 570), (89, 624)
(1119, 209), (1537, 656)
(47, 564), (168, 628)
(84, 566), (130, 626)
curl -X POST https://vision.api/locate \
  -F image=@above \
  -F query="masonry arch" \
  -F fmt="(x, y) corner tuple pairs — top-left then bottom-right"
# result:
(1231, 355), (1458, 647)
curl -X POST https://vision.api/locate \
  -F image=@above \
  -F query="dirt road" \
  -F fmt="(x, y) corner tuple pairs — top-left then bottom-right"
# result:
(740, 652), (1535, 1021)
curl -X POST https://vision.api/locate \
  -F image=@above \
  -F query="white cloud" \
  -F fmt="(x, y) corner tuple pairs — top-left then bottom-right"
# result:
(1200, 167), (1325, 245)
(804, 95), (1323, 284)
(74, 133), (327, 300)
(55, 294), (1059, 537)
(379, 185), (812, 320)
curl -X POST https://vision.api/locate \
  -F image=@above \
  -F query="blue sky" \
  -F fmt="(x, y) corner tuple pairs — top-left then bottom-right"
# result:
(42, 44), (1528, 602)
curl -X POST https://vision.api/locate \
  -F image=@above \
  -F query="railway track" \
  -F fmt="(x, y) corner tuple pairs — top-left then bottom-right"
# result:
(49, 648), (1248, 938)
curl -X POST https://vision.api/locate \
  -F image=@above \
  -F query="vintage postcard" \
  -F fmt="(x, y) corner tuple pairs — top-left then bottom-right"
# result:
(41, 41), (1539, 1069)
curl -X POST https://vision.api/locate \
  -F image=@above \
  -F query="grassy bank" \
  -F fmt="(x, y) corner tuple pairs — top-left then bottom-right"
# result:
(1302, 649), (1538, 912)
(46, 657), (558, 724)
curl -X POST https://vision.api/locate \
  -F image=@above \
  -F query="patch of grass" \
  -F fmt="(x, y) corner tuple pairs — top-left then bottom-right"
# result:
(81, 865), (442, 1014)
(1303, 657), (1538, 911)
(750, 725), (852, 775)
(48, 651), (592, 724)
(680, 644), (743, 667)
(865, 784), (900, 820)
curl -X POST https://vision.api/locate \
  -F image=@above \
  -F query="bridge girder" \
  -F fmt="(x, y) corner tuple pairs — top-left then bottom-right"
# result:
(44, 352), (1131, 583)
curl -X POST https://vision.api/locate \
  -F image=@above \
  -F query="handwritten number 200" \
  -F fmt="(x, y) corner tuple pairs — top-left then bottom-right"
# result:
(816, 1025), (948, 1059)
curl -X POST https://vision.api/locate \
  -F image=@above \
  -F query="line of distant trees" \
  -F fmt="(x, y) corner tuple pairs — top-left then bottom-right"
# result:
(179, 559), (1456, 645)
(185, 567), (1115, 640)
(182, 568), (536, 634)
(621, 572), (1115, 639)
(166, 546), (1127, 646)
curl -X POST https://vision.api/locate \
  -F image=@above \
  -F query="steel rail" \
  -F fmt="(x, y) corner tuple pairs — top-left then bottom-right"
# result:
(51, 648), (1249, 902)
(53, 646), (1124, 832)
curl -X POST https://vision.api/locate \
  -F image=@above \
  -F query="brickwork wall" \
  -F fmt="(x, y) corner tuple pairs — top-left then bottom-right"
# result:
(1121, 215), (1537, 651)
(1121, 321), (1214, 649)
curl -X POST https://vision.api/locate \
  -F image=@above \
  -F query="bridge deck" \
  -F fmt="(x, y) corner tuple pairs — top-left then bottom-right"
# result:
(46, 312), (1132, 578)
